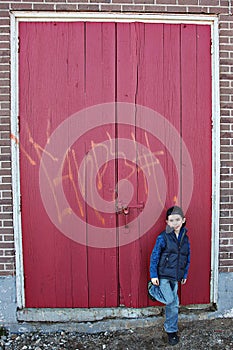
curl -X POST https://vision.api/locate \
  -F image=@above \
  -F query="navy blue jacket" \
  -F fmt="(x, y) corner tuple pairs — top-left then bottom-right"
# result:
(150, 227), (190, 281)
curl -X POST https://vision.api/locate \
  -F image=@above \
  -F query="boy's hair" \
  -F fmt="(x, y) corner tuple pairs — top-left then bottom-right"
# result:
(166, 206), (185, 220)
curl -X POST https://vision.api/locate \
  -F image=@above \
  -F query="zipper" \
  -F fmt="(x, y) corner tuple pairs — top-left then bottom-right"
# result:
(177, 230), (186, 280)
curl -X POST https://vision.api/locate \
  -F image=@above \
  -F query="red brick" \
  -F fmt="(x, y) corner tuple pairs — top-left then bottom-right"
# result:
(67, 0), (88, 2)
(0, 19), (10, 26)
(10, 3), (32, 10)
(0, 103), (10, 110)
(3, 234), (14, 241)
(0, 27), (9, 35)
(0, 185), (12, 192)
(157, 0), (176, 3)
(134, 0), (154, 3)
(1, 162), (11, 169)
(3, 206), (13, 213)
(5, 250), (15, 256)
(0, 147), (11, 154)
(46, 0), (65, 2)
(100, 4), (122, 11)
(179, 0), (198, 4)
(90, 0), (110, 3)
(56, 4), (77, 10)
(200, 0), (219, 4)
(221, 189), (233, 196)
(0, 213), (12, 220)
(0, 11), (9, 17)
(0, 171), (11, 177)
(220, 252), (230, 259)
(221, 131), (233, 138)
(0, 3), (10, 9)
(220, 0), (229, 5)
(5, 264), (15, 271)
(220, 29), (233, 36)
(0, 256), (14, 263)
(0, 242), (14, 249)
(122, 4), (144, 10)
(0, 199), (12, 205)
(220, 14), (233, 22)
(0, 72), (10, 79)
(220, 259), (233, 266)
(221, 139), (231, 145)
(220, 22), (229, 29)
(33, 4), (55, 10)
(222, 181), (231, 189)
(209, 7), (229, 14)
(144, 5), (166, 11)
(0, 35), (9, 43)
(167, 6), (187, 12)
(220, 199), (233, 205)
(221, 102), (233, 109)
(220, 174), (233, 182)
(112, 0), (133, 3)
(78, 4), (99, 10)
(219, 44), (233, 52)
(3, 221), (13, 227)
(220, 238), (230, 245)
(187, 6), (208, 13)
(220, 86), (232, 92)
(220, 37), (230, 44)
(219, 245), (233, 253)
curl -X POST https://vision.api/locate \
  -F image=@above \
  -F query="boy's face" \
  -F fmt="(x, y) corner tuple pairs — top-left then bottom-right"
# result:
(166, 214), (186, 233)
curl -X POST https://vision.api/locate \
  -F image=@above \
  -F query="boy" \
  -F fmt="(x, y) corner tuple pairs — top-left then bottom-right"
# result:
(148, 206), (190, 346)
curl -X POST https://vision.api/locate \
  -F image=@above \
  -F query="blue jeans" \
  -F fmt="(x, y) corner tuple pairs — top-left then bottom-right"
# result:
(149, 279), (179, 333)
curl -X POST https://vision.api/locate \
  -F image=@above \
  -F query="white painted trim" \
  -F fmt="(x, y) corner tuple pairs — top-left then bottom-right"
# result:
(10, 13), (25, 309)
(210, 18), (220, 304)
(12, 11), (217, 24)
(10, 11), (220, 309)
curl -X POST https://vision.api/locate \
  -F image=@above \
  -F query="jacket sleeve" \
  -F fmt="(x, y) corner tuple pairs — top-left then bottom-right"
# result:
(183, 239), (191, 279)
(150, 234), (166, 279)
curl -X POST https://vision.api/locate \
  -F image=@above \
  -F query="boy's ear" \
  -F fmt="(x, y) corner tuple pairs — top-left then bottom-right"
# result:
(182, 218), (186, 224)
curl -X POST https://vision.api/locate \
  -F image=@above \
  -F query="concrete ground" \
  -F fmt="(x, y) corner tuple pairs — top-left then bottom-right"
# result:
(1, 315), (233, 349)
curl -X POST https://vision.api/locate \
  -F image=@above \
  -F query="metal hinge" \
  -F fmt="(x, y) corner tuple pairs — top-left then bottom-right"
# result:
(18, 115), (20, 134)
(18, 36), (20, 53)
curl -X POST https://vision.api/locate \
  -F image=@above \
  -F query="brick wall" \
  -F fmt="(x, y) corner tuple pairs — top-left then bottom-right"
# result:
(0, 0), (232, 275)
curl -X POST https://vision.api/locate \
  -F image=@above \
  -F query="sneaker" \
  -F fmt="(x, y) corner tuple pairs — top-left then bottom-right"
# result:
(147, 281), (157, 302)
(167, 332), (179, 346)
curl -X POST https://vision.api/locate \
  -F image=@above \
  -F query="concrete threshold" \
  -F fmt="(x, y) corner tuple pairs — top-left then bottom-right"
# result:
(17, 307), (162, 323)
(3, 304), (223, 334)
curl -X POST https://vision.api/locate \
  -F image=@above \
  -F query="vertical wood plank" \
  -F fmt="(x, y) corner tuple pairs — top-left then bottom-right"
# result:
(133, 23), (166, 306)
(181, 24), (212, 304)
(162, 24), (181, 208)
(116, 22), (142, 307)
(84, 22), (118, 307)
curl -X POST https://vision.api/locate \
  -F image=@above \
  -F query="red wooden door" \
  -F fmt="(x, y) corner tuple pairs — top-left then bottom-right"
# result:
(18, 21), (211, 308)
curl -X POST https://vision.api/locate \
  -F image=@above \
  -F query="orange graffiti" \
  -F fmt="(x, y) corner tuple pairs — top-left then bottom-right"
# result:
(12, 126), (166, 226)
(144, 131), (165, 208)
(10, 133), (36, 166)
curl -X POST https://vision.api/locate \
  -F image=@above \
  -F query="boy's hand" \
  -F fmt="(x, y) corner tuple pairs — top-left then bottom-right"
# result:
(181, 279), (187, 284)
(151, 277), (159, 286)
